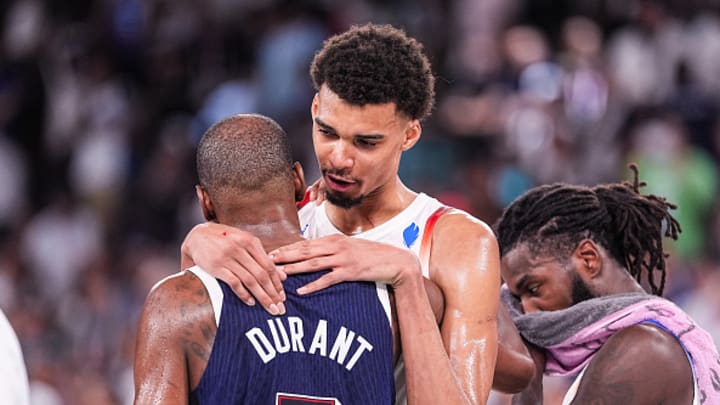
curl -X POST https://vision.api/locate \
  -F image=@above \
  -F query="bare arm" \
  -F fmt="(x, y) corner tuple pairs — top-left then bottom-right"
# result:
(510, 343), (545, 405)
(180, 222), (285, 314)
(392, 259), (472, 405)
(133, 272), (216, 405)
(571, 324), (693, 404)
(494, 303), (535, 393)
(429, 212), (499, 405)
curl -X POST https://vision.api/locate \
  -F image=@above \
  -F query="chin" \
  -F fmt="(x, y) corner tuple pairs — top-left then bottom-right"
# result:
(325, 191), (364, 209)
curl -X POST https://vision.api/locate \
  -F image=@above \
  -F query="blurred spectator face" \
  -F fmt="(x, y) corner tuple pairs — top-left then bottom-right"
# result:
(455, 34), (502, 79)
(631, 118), (685, 161)
(562, 16), (602, 61)
(3, 0), (45, 60)
(503, 26), (549, 71)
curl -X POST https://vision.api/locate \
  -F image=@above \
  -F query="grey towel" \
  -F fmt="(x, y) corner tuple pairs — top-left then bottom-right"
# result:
(500, 285), (650, 347)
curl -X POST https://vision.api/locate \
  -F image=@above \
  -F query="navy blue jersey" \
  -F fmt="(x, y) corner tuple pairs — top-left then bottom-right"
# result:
(190, 270), (394, 405)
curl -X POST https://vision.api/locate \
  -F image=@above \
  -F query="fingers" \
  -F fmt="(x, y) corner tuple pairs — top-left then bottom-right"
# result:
(226, 251), (286, 315)
(243, 236), (285, 301)
(277, 255), (337, 276)
(316, 178), (327, 204)
(209, 267), (254, 305)
(183, 223), (289, 315)
(269, 236), (340, 266)
(307, 177), (326, 205)
(307, 178), (321, 202)
(297, 272), (341, 295)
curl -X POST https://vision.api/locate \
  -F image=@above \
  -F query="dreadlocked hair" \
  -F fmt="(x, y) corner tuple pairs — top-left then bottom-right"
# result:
(494, 164), (681, 295)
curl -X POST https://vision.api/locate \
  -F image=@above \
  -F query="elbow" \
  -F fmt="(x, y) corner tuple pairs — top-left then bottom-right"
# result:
(491, 349), (536, 394)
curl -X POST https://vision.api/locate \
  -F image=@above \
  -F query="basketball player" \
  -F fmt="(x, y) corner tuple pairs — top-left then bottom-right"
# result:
(181, 24), (534, 403)
(495, 165), (720, 404)
(0, 308), (29, 405)
(134, 114), (459, 404)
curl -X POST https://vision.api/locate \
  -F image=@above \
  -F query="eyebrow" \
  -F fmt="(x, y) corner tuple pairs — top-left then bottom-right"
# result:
(514, 274), (531, 293)
(315, 118), (336, 133)
(314, 118), (386, 140)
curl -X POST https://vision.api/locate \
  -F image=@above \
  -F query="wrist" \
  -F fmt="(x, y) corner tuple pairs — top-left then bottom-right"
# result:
(390, 254), (423, 290)
(181, 223), (208, 265)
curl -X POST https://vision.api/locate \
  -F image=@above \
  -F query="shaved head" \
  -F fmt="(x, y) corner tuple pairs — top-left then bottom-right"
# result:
(196, 114), (294, 204)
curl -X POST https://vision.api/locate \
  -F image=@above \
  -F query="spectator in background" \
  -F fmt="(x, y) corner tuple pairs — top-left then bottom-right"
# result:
(624, 111), (718, 261)
(0, 307), (29, 405)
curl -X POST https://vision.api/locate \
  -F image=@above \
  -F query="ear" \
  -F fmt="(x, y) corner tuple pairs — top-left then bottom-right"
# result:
(401, 119), (422, 151)
(292, 161), (307, 202)
(195, 185), (217, 222)
(574, 239), (603, 278)
(310, 92), (319, 119)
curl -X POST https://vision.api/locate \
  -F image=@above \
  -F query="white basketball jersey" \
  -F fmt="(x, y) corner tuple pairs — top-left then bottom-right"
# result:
(299, 192), (447, 404)
(299, 193), (445, 279)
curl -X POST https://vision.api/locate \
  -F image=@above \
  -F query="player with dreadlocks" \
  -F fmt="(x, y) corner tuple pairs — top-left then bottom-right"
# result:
(496, 165), (720, 405)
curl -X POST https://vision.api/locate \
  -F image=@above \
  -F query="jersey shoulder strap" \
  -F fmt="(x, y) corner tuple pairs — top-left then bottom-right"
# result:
(418, 206), (452, 273)
(296, 190), (312, 210)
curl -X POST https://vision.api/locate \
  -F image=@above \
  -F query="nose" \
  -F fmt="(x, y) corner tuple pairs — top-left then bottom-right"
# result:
(520, 296), (539, 313)
(328, 140), (354, 170)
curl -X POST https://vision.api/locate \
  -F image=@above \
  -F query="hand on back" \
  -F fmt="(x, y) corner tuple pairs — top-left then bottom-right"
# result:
(181, 222), (286, 315)
(270, 234), (423, 294)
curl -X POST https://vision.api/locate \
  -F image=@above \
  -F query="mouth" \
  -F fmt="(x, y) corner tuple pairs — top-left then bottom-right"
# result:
(324, 173), (357, 193)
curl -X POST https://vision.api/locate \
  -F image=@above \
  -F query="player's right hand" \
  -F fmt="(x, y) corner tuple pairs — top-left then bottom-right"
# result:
(181, 222), (286, 315)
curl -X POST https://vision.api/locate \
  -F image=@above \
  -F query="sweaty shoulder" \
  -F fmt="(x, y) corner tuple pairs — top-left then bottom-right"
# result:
(573, 323), (694, 405)
(434, 209), (495, 240)
(427, 208), (501, 308)
(145, 271), (216, 333)
(143, 271), (217, 389)
(431, 209), (499, 275)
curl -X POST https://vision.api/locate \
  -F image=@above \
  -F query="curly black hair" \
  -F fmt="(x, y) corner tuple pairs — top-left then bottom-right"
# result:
(494, 165), (681, 295)
(310, 23), (435, 121)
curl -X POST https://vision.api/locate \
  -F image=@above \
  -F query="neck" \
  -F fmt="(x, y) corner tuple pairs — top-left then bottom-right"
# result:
(325, 177), (417, 235)
(217, 202), (304, 252)
(603, 266), (647, 296)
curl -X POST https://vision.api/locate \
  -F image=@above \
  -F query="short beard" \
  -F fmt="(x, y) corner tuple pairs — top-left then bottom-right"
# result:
(325, 190), (365, 209)
(570, 272), (596, 305)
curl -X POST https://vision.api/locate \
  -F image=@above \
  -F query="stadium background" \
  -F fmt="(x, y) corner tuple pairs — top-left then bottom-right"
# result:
(0, 0), (719, 403)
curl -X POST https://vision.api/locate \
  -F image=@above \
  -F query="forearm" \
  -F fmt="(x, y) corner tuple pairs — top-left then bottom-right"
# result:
(493, 304), (535, 393)
(134, 382), (188, 405)
(510, 344), (545, 405)
(394, 271), (471, 405)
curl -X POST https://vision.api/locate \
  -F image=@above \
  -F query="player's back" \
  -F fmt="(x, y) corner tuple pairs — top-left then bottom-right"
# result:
(189, 266), (394, 405)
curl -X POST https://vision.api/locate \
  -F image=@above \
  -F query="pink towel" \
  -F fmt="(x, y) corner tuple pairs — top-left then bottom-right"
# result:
(503, 288), (720, 404)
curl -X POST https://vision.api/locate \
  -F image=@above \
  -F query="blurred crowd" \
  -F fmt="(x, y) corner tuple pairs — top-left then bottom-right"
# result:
(0, 0), (719, 403)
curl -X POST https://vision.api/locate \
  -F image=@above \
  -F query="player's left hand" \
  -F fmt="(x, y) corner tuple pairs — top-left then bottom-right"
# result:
(305, 177), (327, 205)
(269, 234), (421, 294)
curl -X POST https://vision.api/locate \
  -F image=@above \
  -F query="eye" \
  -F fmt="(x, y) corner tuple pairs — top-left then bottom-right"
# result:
(356, 138), (378, 148)
(318, 128), (337, 138)
(527, 284), (540, 296)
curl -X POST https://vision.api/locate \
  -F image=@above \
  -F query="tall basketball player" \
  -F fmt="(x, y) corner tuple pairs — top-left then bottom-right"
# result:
(133, 114), (448, 404)
(180, 23), (535, 404)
